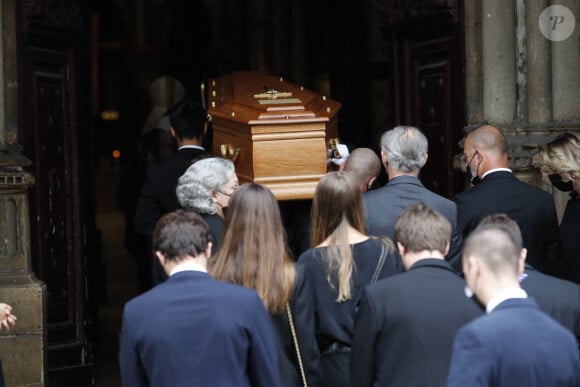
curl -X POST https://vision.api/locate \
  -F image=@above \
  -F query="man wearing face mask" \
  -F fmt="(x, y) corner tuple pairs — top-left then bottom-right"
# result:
(447, 226), (580, 387)
(453, 125), (561, 276)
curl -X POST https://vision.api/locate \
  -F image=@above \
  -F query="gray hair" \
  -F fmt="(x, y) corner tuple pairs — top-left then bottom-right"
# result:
(176, 157), (235, 214)
(380, 126), (428, 172)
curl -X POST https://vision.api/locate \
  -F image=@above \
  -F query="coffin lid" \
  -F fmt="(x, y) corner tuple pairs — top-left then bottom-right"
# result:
(207, 71), (341, 125)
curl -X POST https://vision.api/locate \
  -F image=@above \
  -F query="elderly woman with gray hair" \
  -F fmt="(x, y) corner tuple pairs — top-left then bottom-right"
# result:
(176, 157), (239, 254)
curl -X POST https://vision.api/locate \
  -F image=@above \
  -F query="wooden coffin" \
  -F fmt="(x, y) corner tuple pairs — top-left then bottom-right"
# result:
(207, 71), (342, 200)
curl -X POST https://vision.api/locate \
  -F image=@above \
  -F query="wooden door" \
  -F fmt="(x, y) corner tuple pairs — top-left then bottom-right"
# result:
(18, 1), (97, 385)
(390, 3), (465, 198)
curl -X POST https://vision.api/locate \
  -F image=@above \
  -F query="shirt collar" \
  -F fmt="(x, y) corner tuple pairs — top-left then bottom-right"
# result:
(169, 261), (207, 276)
(482, 168), (512, 179)
(178, 145), (205, 151)
(486, 287), (527, 313)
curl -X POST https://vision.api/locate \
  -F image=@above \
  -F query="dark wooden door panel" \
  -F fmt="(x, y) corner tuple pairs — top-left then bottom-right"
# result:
(19, 1), (95, 385)
(391, 7), (465, 198)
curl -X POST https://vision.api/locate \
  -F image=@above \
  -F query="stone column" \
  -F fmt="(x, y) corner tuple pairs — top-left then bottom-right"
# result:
(481, 0), (517, 124)
(527, 0), (552, 124)
(464, 0), (483, 124)
(0, 1), (47, 386)
(552, 0), (580, 121)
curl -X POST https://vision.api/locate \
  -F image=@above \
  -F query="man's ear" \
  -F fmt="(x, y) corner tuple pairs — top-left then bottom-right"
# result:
(203, 122), (208, 136)
(170, 127), (177, 139)
(367, 176), (377, 189)
(443, 241), (450, 256)
(517, 248), (527, 275)
(204, 242), (213, 258)
(155, 251), (166, 266)
(381, 150), (388, 165)
(396, 242), (406, 257)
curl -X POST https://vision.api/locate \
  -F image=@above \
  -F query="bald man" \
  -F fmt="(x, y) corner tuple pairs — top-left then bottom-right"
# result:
(341, 147), (381, 192)
(454, 125), (561, 275)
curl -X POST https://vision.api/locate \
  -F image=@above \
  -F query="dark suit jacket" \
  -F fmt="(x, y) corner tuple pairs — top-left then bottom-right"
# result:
(363, 175), (462, 267)
(454, 171), (561, 275)
(560, 194), (580, 283)
(521, 264), (580, 343)
(351, 259), (483, 387)
(447, 298), (580, 387)
(134, 147), (207, 235)
(119, 270), (280, 387)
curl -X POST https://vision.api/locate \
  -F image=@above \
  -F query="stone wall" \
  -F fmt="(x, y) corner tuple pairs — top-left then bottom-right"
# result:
(464, 0), (580, 217)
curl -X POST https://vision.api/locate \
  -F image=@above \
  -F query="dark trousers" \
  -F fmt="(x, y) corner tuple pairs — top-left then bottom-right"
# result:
(0, 358), (5, 387)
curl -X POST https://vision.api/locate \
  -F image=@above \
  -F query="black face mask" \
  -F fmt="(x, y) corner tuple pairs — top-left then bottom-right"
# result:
(548, 173), (573, 192)
(465, 152), (481, 185)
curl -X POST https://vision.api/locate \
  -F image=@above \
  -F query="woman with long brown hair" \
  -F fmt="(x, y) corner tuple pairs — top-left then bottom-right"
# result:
(209, 183), (320, 387)
(297, 171), (402, 387)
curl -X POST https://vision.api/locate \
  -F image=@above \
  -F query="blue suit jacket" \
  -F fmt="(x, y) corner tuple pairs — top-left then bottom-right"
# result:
(363, 175), (461, 266)
(119, 270), (280, 387)
(447, 298), (580, 387)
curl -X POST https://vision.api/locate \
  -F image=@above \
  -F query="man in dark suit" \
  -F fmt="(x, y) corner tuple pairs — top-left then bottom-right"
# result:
(454, 125), (561, 275)
(447, 226), (579, 387)
(135, 100), (209, 285)
(478, 213), (580, 344)
(119, 210), (280, 387)
(351, 203), (482, 387)
(363, 126), (462, 266)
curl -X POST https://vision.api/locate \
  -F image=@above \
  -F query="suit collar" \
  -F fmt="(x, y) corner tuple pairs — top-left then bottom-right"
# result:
(408, 258), (457, 274)
(386, 175), (423, 187)
(481, 170), (515, 181)
(167, 270), (211, 282)
(491, 297), (539, 312)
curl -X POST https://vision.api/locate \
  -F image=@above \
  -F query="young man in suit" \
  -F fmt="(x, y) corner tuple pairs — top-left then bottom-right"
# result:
(119, 210), (280, 387)
(478, 213), (580, 345)
(351, 203), (482, 387)
(447, 225), (579, 387)
(454, 125), (561, 275)
(134, 99), (210, 285)
(362, 126), (462, 266)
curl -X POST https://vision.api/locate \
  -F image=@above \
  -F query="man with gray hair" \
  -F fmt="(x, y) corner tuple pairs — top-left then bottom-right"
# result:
(363, 126), (461, 266)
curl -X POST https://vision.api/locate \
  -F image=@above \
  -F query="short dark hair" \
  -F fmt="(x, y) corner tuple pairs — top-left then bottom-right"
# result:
(169, 99), (207, 140)
(463, 226), (519, 275)
(153, 210), (210, 262)
(477, 213), (523, 251)
(394, 203), (451, 253)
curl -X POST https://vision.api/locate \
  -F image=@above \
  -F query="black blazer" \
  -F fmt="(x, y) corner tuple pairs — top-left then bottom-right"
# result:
(560, 194), (580, 283)
(521, 264), (580, 343)
(454, 171), (561, 275)
(351, 259), (483, 387)
(363, 175), (462, 268)
(135, 147), (208, 235)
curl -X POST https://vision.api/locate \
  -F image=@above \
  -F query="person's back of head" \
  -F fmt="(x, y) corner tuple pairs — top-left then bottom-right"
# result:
(311, 171), (365, 302)
(342, 147), (381, 192)
(153, 210), (210, 262)
(394, 203), (451, 261)
(477, 213), (524, 252)
(380, 126), (428, 173)
(312, 171), (364, 245)
(169, 99), (208, 141)
(176, 157), (235, 214)
(209, 183), (294, 314)
(463, 226), (521, 281)
(464, 125), (509, 175)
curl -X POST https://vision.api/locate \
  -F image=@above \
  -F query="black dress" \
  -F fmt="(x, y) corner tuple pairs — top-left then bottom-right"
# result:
(560, 193), (580, 283)
(297, 238), (402, 387)
(270, 263), (321, 387)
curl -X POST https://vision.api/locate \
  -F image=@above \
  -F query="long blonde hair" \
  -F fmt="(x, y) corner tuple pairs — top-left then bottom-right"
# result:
(311, 171), (365, 302)
(209, 183), (295, 314)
